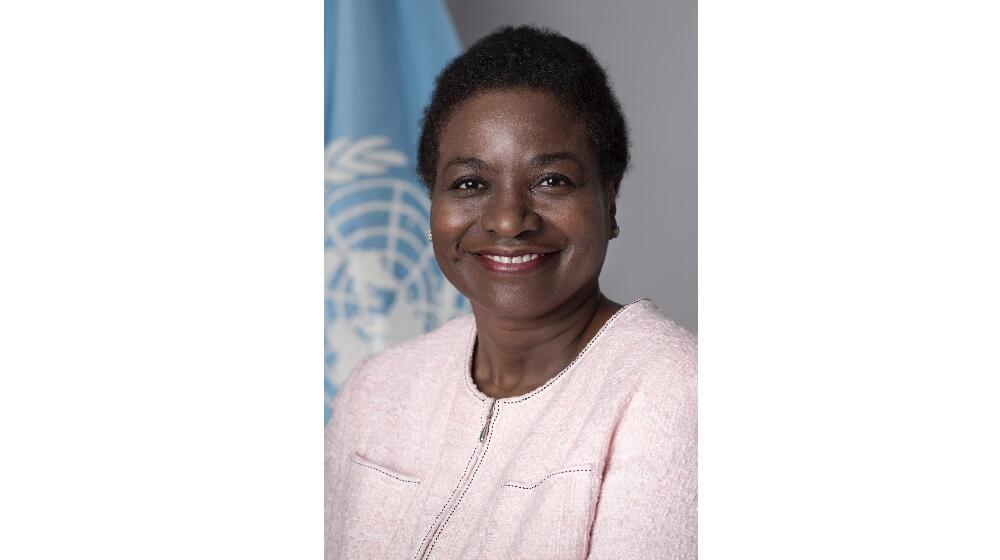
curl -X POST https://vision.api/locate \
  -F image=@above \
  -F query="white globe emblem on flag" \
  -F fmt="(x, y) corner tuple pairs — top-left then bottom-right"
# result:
(325, 136), (468, 407)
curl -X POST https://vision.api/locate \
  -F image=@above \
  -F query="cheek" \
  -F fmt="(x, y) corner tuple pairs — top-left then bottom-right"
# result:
(559, 206), (610, 268)
(430, 199), (476, 245)
(570, 232), (608, 269)
(549, 199), (607, 242)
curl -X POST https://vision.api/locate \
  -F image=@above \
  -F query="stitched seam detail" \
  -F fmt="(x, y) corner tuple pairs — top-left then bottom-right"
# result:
(412, 444), (480, 559)
(349, 456), (420, 484)
(503, 299), (649, 404)
(425, 404), (499, 557)
(503, 468), (593, 490)
(460, 315), (485, 402)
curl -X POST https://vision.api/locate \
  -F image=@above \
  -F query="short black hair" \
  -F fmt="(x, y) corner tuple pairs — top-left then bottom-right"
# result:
(417, 25), (630, 194)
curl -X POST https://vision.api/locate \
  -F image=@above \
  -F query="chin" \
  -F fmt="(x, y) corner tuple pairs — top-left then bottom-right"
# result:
(465, 285), (563, 320)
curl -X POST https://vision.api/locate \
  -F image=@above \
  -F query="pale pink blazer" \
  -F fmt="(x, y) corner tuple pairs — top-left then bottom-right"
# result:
(325, 299), (697, 559)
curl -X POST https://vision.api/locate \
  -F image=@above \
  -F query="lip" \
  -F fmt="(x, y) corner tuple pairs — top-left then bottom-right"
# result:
(471, 248), (559, 274)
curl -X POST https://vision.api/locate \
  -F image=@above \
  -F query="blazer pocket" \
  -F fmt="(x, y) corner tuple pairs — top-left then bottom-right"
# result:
(480, 464), (599, 560)
(334, 452), (421, 558)
(348, 452), (422, 485)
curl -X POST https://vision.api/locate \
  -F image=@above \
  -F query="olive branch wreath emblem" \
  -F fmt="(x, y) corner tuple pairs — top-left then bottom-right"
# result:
(325, 136), (407, 184)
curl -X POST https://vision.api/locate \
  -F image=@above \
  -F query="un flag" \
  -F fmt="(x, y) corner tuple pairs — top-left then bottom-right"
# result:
(325, 0), (469, 424)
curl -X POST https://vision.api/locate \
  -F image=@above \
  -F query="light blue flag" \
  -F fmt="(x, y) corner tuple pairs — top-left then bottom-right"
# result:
(325, 0), (469, 424)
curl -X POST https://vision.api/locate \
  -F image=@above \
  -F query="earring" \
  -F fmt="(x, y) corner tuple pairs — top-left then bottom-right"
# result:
(611, 225), (620, 239)
(427, 229), (433, 242)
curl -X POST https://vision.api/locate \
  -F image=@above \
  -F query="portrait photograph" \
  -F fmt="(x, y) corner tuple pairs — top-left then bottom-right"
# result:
(325, 1), (696, 558)
(4, 0), (997, 559)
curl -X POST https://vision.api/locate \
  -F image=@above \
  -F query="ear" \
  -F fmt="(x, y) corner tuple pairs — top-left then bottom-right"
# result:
(605, 176), (622, 233)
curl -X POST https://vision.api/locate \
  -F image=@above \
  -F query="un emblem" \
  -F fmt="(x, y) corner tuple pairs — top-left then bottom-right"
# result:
(325, 136), (469, 419)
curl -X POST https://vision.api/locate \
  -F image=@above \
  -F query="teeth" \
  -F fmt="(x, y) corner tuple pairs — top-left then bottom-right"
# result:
(485, 253), (541, 264)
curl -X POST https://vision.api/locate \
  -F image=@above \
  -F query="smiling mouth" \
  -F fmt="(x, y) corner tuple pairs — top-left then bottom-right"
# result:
(474, 251), (557, 273)
(482, 253), (543, 264)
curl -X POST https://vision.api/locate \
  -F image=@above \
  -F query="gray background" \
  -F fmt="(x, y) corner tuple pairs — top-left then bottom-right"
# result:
(444, 0), (697, 332)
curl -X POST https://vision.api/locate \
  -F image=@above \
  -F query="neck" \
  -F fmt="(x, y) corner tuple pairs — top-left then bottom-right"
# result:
(470, 285), (622, 399)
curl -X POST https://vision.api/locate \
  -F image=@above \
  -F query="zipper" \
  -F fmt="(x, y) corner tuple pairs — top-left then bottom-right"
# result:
(415, 398), (497, 559)
(479, 399), (496, 442)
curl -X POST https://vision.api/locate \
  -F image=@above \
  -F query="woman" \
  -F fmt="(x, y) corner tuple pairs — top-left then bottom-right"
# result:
(326, 26), (696, 559)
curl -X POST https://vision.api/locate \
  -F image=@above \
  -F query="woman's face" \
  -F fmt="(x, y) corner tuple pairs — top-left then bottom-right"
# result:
(430, 87), (617, 320)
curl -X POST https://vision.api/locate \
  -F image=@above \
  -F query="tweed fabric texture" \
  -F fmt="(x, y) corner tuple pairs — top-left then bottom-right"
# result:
(325, 299), (697, 559)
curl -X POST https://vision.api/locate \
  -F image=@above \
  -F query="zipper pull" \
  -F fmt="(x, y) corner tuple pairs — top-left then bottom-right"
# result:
(479, 400), (496, 442)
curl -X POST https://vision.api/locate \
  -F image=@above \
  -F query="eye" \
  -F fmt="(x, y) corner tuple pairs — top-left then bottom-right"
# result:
(452, 178), (484, 190)
(536, 175), (574, 188)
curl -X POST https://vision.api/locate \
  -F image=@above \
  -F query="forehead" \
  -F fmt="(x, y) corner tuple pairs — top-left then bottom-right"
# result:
(437, 88), (592, 166)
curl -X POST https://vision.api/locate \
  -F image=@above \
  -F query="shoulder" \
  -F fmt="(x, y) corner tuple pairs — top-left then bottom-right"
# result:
(350, 312), (474, 387)
(338, 312), (474, 397)
(601, 299), (697, 432)
(327, 313), (474, 432)
(604, 298), (697, 385)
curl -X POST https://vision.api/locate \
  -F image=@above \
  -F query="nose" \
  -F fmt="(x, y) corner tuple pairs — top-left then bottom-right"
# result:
(480, 184), (540, 238)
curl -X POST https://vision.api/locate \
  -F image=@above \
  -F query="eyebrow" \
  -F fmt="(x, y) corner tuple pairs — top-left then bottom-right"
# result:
(443, 152), (584, 172)
(528, 152), (584, 171)
(444, 156), (490, 171)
